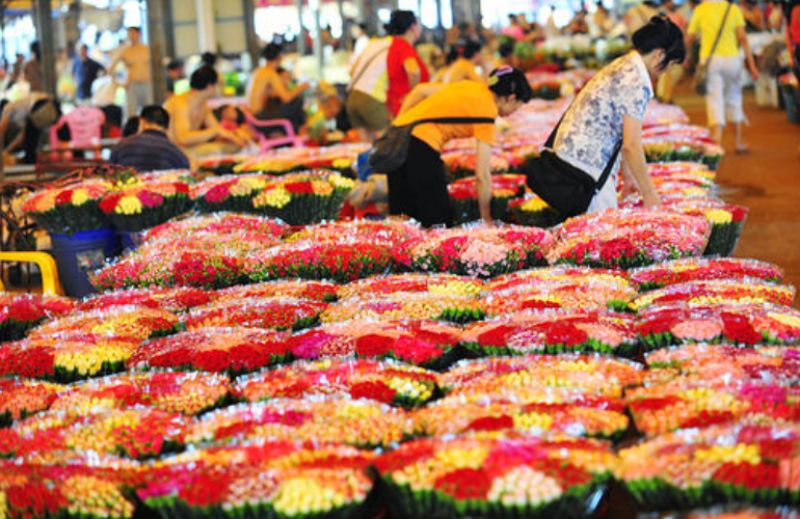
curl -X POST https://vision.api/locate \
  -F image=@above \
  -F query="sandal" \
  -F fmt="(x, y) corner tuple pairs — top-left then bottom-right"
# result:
(735, 146), (751, 155)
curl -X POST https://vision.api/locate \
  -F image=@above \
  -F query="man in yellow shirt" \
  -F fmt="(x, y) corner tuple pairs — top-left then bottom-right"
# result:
(387, 67), (532, 227)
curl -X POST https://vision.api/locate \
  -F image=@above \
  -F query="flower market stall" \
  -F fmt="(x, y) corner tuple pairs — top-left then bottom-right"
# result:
(2, 97), (800, 519)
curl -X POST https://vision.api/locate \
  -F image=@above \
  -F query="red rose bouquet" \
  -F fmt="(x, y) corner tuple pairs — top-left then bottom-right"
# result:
(144, 213), (288, 243)
(93, 251), (243, 290)
(234, 359), (439, 408)
(184, 297), (327, 331)
(287, 218), (424, 245)
(214, 280), (339, 303)
(447, 174), (524, 223)
(630, 257), (784, 291)
(21, 179), (112, 235)
(0, 379), (63, 427)
(250, 171), (355, 225)
(192, 174), (270, 213)
(28, 306), (180, 341)
(78, 286), (214, 313)
(127, 327), (291, 374)
(99, 181), (191, 232)
(668, 198), (750, 257)
(442, 151), (512, 180)
(337, 273), (483, 300)
(0, 293), (75, 342)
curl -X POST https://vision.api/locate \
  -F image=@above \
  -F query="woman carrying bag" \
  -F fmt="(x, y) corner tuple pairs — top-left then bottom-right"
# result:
(370, 68), (532, 227)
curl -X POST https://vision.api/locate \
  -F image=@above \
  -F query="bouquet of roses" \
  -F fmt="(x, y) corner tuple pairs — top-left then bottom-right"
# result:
(144, 213), (289, 244)
(631, 279), (796, 311)
(184, 297), (327, 331)
(530, 78), (563, 99)
(448, 174), (525, 224)
(337, 273), (483, 300)
(186, 398), (411, 448)
(251, 171), (355, 225)
(28, 305), (179, 341)
(51, 371), (231, 416)
(288, 320), (465, 370)
(442, 152), (512, 181)
(647, 161), (716, 182)
(375, 435), (616, 519)
(128, 327), (291, 375)
(0, 378), (63, 427)
(0, 293), (75, 342)
(413, 396), (629, 440)
(0, 333), (140, 382)
(99, 181), (192, 232)
(630, 257), (784, 291)
(287, 218), (424, 245)
(667, 199), (750, 256)
(644, 141), (723, 170)
(214, 280), (339, 303)
(507, 195), (563, 228)
(461, 310), (638, 357)
(192, 174), (270, 213)
(78, 286), (214, 313)
(636, 302), (800, 350)
(396, 224), (554, 278)
(234, 359), (439, 408)
(551, 209), (710, 269)
(616, 423), (800, 511)
(321, 292), (486, 324)
(21, 178), (112, 235)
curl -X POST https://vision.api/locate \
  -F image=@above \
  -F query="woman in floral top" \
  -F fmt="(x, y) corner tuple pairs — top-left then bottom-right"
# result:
(551, 15), (686, 213)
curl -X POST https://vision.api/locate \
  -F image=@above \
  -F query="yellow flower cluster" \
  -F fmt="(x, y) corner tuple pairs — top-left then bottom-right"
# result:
(54, 342), (134, 377)
(115, 195), (143, 216)
(328, 173), (356, 190)
(272, 475), (348, 516)
(384, 376), (434, 402)
(704, 209), (733, 225)
(332, 158), (354, 171)
(513, 412), (554, 431)
(769, 312), (800, 328)
(66, 411), (141, 453)
(694, 444), (760, 465)
(428, 280), (482, 298)
(488, 467), (562, 507)
(71, 189), (91, 206)
(520, 197), (550, 212)
(62, 475), (135, 519)
(253, 187), (291, 209)
(231, 177), (267, 196)
(0, 490), (6, 519)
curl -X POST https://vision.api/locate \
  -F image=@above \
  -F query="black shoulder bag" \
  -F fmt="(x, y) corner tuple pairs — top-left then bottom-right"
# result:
(369, 117), (495, 173)
(523, 113), (622, 218)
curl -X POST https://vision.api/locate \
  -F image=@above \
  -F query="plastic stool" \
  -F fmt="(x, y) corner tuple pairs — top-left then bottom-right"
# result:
(0, 252), (64, 296)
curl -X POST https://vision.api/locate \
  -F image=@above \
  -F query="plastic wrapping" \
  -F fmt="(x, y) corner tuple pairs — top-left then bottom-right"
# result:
(184, 296), (327, 331)
(630, 257), (784, 291)
(631, 279), (796, 312)
(0, 292), (75, 342)
(20, 178), (113, 235)
(27, 305), (179, 340)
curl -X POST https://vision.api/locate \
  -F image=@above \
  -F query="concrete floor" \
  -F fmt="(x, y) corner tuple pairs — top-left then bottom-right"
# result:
(674, 89), (800, 307)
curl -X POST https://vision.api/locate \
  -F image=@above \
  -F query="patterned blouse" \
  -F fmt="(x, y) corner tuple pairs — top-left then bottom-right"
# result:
(553, 51), (653, 212)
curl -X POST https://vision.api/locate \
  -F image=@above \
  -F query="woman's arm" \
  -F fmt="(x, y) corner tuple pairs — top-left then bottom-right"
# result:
(270, 73), (310, 103)
(622, 115), (660, 208)
(398, 83), (444, 114)
(403, 58), (422, 90)
(475, 140), (494, 224)
(736, 26), (759, 79)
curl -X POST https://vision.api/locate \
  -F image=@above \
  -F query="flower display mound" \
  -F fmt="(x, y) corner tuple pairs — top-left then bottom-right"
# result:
(233, 358), (439, 408)
(413, 395), (629, 440)
(396, 224), (554, 278)
(21, 178), (112, 235)
(375, 435), (616, 519)
(139, 442), (376, 519)
(646, 344), (800, 387)
(442, 152), (512, 180)
(647, 161), (715, 181)
(667, 198), (749, 257)
(630, 257), (784, 291)
(447, 174), (526, 224)
(507, 194), (563, 228)
(644, 141), (724, 170)
(483, 266), (636, 313)
(192, 174), (270, 213)
(144, 213), (289, 243)
(630, 279), (796, 312)
(93, 251), (243, 291)
(0, 293), (75, 342)
(28, 305), (179, 341)
(251, 171), (355, 225)
(462, 310), (638, 357)
(321, 292), (485, 325)
(0, 378), (64, 426)
(0, 333), (140, 382)
(186, 398), (411, 448)
(626, 377), (800, 437)
(636, 302), (800, 351)
(50, 371), (231, 416)
(337, 273), (483, 300)
(616, 423), (800, 511)
(551, 209), (711, 269)
(184, 297), (327, 331)
(99, 181), (192, 232)
(4, 407), (190, 460)
(247, 239), (395, 284)
(214, 280), (339, 303)
(288, 320), (464, 370)
(441, 356), (644, 401)
(233, 142), (368, 174)
(78, 286), (214, 313)
(127, 327), (291, 375)
(287, 218), (424, 246)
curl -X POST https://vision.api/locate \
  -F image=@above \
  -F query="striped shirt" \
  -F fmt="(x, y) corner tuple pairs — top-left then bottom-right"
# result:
(110, 129), (190, 171)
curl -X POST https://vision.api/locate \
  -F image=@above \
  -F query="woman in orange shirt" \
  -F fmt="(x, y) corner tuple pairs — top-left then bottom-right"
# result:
(388, 67), (532, 227)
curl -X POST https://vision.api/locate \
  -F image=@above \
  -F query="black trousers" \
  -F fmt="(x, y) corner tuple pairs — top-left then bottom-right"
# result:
(388, 136), (453, 228)
(794, 45), (800, 83)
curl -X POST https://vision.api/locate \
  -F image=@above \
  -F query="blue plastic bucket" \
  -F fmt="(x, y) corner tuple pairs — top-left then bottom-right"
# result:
(117, 231), (145, 253)
(50, 229), (120, 298)
(357, 151), (373, 181)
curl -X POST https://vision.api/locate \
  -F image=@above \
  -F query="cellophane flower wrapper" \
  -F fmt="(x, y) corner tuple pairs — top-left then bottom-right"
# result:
(322, 292), (486, 325)
(78, 286), (214, 313)
(551, 209), (711, 269)
(374, 435), (616, 519)
(461, 310), (638, 357)
(128, 327), (291, 375)
(644, 141), (724, 170)
(233, 358), (439, 408)
(214, 280), (340, 303)
(507, 195), (564, 228)
(27, 305), (180, 341)
(636, 302), (800, 351)
(143, 213), (289, 244)
(0, 378), (64, 426)
(196, 155), (241, 175)
(447, 174), (525, 224)
(50, 371), (231, 416)
(99, 181), (192, 232)
(630, 257), (784, 291)
(336, 273), (483, 301)
(631, 279), (796, 312)
(287, 320), (465, 370)
(184, 296), (326, 331)
(250, 171), (355, 225)
(0, 293), (75, 342)
(233, 143), (368, 174)
(0, 333), (141, 382)
(482, 266), (637, 313)
(395, 224), (554, 279)
(615, 423), (800, 511)
(21, 178), (113, 235)
(186, 397), (412, 448)
(286, 219), (425, 246)
(192, 174), (270, 213)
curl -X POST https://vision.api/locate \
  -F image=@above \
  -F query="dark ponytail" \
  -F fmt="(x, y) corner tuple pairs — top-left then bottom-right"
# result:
(488, 67), (533, 103)
(385, 10), (417, 36)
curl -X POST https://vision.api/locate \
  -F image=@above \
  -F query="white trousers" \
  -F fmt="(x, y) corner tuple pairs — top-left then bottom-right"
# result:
(126, 81), (153, 119)
(705, 56), (745, 127)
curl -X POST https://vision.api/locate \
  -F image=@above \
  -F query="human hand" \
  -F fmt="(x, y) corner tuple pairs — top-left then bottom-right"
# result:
(642, 191), (661, 209)
(748, 62), (759, 82)
(218, 128), (248, 148)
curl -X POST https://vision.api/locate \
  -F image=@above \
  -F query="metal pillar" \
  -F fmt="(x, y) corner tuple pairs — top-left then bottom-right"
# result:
(196, 0), (217, 53)
(242, 0), (259, 70)
(146, 0), (168, 105)
(33, 0), (57, 96)
(311, 0), (323, 79)
(163, 0), (177, 59)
